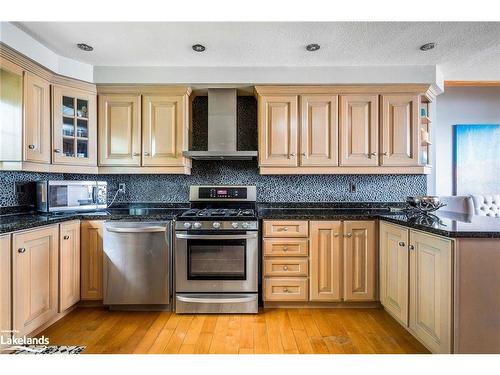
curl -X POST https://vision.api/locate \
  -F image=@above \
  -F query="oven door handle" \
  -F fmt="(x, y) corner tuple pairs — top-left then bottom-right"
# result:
(176, 295), (256, 304)
(175, 233), (257, 240)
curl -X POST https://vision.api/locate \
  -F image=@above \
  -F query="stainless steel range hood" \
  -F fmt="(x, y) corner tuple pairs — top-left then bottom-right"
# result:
(183, 89), (258, 160)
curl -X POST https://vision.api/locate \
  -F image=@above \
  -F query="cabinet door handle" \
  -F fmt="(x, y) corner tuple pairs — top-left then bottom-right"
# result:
(301, 153), (307, 158)
(368, 152), (377, 158)
(63, 235), (70, 240)
(399, 241), (406, 247)
(288, 153), (296, 159)
(28, 144), (35, 149)
(409, 244), (415, 250)
(144, 152), (150, 156)
(383, 152), (389, 156)
(18, 248), (26, 253)
(54, 149), (61, 153)
(344, 233), (352, 238)
(133, 152), (140, 156)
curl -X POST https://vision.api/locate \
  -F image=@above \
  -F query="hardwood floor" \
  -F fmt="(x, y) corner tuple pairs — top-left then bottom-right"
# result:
(38, 307), (429, 354)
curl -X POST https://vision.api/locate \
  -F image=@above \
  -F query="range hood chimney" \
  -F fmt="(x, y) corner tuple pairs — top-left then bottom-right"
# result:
(183, 89), (258, 160)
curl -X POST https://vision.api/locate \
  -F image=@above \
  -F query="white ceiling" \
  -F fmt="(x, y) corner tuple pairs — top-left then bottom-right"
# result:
(13, 22), (500, 79)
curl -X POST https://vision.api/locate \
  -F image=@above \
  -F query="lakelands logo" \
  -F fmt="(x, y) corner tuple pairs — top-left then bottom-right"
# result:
(1, 330), (50, 353)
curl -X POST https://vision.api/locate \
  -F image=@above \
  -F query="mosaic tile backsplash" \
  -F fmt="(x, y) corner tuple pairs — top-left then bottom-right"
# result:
(0, 166), (426, 207)
(0, 95), (426, 207)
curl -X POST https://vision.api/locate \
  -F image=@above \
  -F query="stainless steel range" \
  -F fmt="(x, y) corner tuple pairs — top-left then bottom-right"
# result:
(174, 185), (258, 314)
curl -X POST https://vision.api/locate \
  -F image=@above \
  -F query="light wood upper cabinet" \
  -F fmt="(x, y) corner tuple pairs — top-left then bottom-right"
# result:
(81, 220), (104, 300)
(24, 72), (51, 164)
(0, 235), (11, 347)
(59, 221), (80, 312)
(379, 222), (409, 325)
(300, 95), (339, 166)
(381, 94), (420, 166)
(309, 221), (342, 301)
(12, 225), (59, 337)
(52, 85), (97, 166)
(258, 95), (298, 167)
(339, 95), (379, 166)
(0, 58), (23, 162)
(98, 94), (141, 166)
(409, 230), (452, 354)
(142, 95), (186, 166)
(343, 220), (376, 301)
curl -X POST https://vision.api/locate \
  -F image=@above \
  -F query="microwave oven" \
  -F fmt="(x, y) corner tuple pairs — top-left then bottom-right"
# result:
(36, 180), (107, 213)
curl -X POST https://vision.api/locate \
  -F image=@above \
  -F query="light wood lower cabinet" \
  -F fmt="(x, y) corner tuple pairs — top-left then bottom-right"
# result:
(80, 220), (104, 300)
(0, 234), (11, 347)
(343, 221), (376, 301)
(263, 220), (377, 304)
(409, 230), (452, 354)
(12, 226), (59, 337)
(309, 221), (342, 301)
(59, 221), (80, 312)
(379, 222), (409, 325)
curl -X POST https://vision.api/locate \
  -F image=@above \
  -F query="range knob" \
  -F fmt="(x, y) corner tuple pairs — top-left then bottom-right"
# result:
(183, 222), (192, 229)
(242, 222), (250, 229)
(212, 222), (221, 229)
(231, 222), (239, 229)
(193, 222), (202, 229)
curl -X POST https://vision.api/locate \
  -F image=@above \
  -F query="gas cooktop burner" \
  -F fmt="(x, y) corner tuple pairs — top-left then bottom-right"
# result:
(181, 208), (256, 218)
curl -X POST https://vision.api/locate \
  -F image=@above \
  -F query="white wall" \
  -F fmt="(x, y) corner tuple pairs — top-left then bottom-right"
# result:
(0, 22), (93, 82)
(433, 87), (500, 196)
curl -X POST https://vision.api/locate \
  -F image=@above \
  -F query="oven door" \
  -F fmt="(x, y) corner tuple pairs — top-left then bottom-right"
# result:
(175, 231), (258, 293)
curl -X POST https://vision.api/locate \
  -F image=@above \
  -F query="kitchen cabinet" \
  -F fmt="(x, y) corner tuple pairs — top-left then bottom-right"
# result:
(0, 58), (23, 163)
(264, 278), (308, 301)
(142, 95), (188, 166)
(263, 220), (309, 238)
(339, 95), (379, 166)
(409, 230), (452, 354)
(258, 95), (299, 167)
(59, 221), (80, 312)
(98, 94), (141, 166)
(379, 222), (409, 325)
(12, 226), (59, 337)
(0, 234), (11, 347)
(343, 220), (376, 301)
(300, 95), (339, 166)
(52, 85), (97, 166)
(97, 87), (191, 173)
(309, 221), (342, 301)
(24, 72), (51, 164)
(380, 94), (420, 166)
(80, 220), (104, 300)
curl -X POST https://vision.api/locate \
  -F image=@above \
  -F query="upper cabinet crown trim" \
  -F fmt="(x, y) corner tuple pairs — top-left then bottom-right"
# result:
(96, 85), (192, 96)
(255, 85), (435, 98)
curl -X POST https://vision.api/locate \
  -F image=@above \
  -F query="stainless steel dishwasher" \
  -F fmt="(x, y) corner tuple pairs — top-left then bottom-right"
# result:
(103, 221), (172, 310)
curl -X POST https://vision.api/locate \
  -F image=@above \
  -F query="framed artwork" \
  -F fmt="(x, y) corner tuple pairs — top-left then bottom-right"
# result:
(453, 124), (500, 195)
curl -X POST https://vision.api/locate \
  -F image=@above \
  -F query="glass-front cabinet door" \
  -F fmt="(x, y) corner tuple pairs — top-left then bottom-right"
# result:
(52, 85), (97, 166)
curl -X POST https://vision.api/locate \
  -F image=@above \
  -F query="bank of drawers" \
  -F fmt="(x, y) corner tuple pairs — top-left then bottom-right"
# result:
(263, 220), (309, 301)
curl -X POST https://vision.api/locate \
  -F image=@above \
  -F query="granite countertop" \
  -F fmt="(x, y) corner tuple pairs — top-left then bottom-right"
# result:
(1, 202), (500, 238)
(0, 205), (189, 234)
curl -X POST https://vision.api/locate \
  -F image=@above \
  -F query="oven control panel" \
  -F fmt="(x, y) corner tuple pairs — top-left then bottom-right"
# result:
(198, 187), (247, 199)
(175, 221), (258, 231)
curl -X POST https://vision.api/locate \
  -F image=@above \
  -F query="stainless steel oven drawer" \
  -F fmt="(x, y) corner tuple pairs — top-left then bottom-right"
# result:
(175, 293), (258, 314)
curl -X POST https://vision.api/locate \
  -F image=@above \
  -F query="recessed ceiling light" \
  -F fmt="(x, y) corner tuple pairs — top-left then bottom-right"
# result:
(77, 43), (93, 52)
(306, 43), (320, 52)
(192, 44), (206, 52)
(420, 42), (436, 51)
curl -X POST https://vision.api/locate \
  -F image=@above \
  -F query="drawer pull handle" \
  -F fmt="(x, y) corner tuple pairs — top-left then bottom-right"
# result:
(344, 233), (352, 238)
(399, 241), (405, 247)
(283, 246), (288, 251)
(54, 149), (61, 153)
(409, 244), (415, 250)
(283, 266), (288, 271)
(283, 287), (288, 293)
(280, 227), (289, 231)
(64, 235), (70, 240)
(28, 144), (35, 149)
(18, 248), (26, 253)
